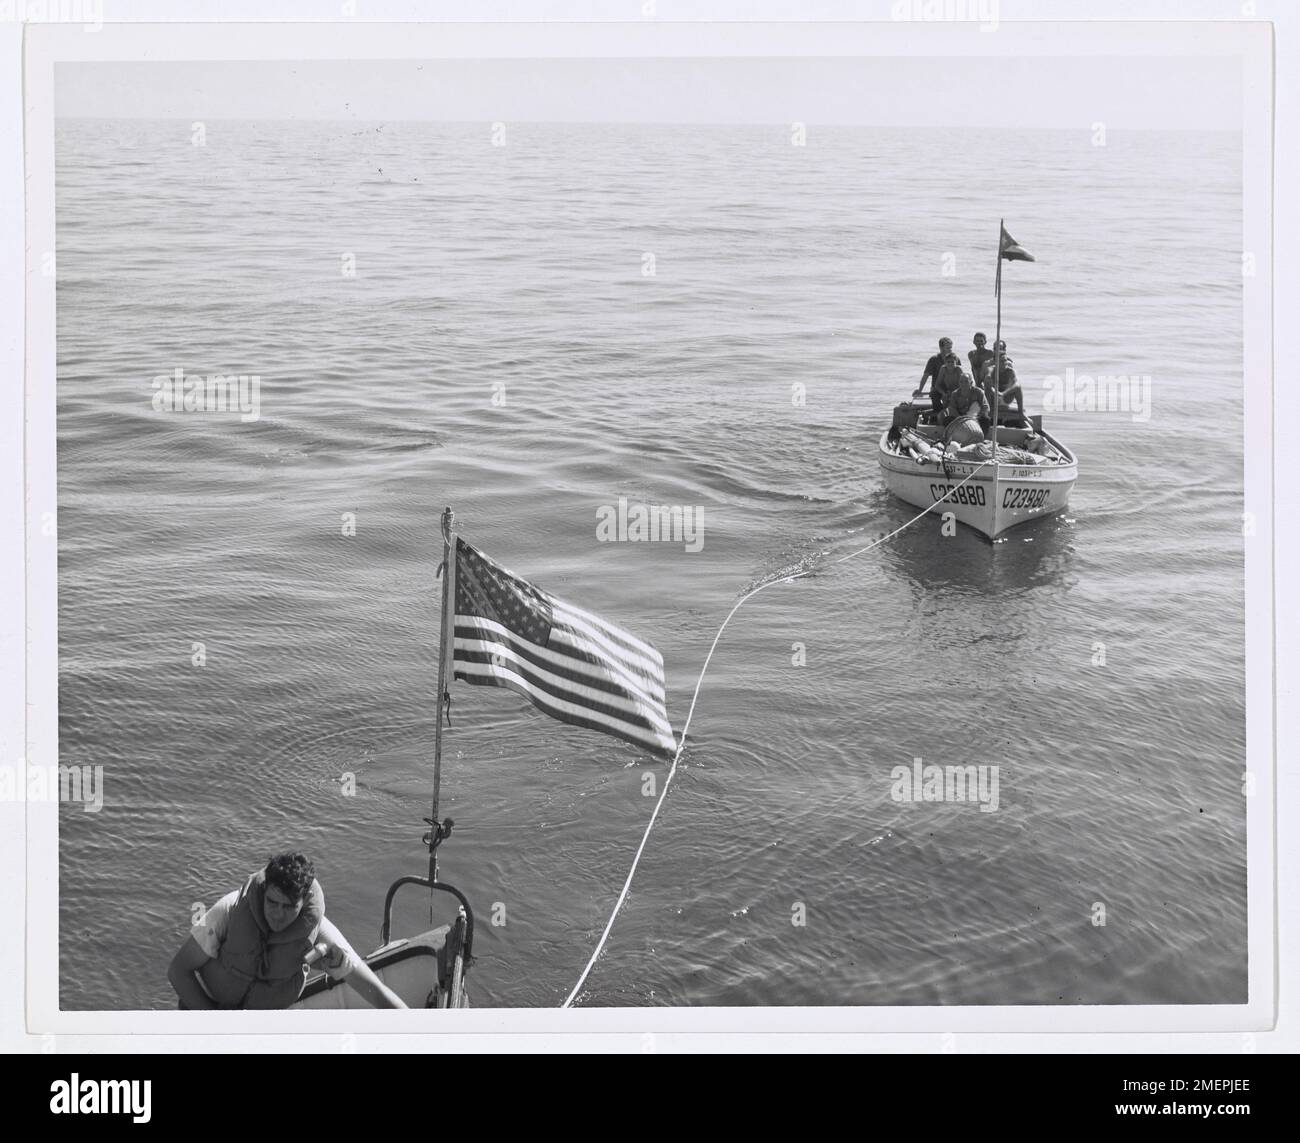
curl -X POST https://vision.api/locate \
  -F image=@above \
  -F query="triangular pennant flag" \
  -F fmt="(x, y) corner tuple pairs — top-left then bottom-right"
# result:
(999, 224), (1035, 263)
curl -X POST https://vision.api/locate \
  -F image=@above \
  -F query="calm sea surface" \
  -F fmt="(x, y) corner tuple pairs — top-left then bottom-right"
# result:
(55, 121), (1246, 1008)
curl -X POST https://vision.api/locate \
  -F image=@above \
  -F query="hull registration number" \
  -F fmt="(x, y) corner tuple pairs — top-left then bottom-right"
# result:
(929, 483), (986, 506)
(1003, 487), (1050, 509)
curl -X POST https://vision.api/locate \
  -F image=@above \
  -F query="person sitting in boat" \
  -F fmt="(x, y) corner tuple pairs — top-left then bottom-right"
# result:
(931, 351), (966, 418)
(919, 337), (955, 415)
(167, 851), (407, 1010)
(984, 340), (1029, 424)
(944, 371), (991, 444)
(968, 332), (994, 385)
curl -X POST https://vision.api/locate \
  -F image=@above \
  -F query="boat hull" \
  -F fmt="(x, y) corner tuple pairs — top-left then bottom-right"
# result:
(878, 430), (1077, 540)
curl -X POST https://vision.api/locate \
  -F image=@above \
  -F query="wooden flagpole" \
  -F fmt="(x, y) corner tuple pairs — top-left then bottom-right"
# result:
(431, 505), (457, 882)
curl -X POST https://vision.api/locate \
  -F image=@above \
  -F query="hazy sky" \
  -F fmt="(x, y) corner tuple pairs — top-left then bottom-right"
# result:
(55, 56), (1243, 129)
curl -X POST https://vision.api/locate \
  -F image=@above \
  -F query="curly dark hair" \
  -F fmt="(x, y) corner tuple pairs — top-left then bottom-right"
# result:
(264, 852), (316, 902)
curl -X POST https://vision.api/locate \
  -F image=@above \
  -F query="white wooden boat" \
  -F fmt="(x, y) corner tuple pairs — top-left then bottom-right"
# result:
(878, 395), (1077, 541)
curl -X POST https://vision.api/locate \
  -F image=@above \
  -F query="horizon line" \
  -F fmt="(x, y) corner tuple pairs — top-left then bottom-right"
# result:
(53, 117), (1243, 132)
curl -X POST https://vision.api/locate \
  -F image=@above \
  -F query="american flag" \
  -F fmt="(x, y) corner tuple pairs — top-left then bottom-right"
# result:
(451, 539), (677, 758)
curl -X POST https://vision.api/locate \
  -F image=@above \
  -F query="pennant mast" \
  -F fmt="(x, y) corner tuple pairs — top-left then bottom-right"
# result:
(992, 219), (1005, 506)
(990, 220), (1036, 532)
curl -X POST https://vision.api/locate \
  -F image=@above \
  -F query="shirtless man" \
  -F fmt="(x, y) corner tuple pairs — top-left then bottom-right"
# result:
(984, 340), (1029, 424)
(920, 337), (955, 416)
(968, 332), (994, 385)
(944, 371), (991, 442)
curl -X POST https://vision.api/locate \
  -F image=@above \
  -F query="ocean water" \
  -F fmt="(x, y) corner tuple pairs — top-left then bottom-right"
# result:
(55, 120), (1246, 1009)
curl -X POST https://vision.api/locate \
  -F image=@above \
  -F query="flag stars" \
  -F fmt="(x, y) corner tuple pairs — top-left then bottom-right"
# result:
(454, 543), (552, 645)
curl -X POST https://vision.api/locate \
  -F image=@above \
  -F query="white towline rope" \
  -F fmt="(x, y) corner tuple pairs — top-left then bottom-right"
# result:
(560, 459), (994, 1007)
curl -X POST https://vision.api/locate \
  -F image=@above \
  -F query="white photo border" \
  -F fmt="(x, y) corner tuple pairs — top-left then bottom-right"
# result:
(17, 13), (1278, 1045)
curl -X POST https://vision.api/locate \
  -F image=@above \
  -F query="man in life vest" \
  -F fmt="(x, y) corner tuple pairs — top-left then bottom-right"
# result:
(167, 852), (406, 1009)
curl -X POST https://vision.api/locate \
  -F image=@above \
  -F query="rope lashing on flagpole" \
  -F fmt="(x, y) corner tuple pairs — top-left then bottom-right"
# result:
(560, 458), (996, 1008)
